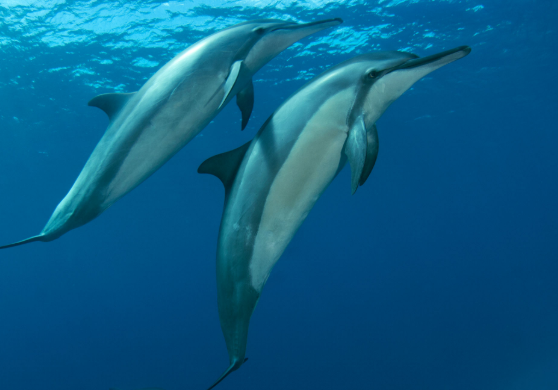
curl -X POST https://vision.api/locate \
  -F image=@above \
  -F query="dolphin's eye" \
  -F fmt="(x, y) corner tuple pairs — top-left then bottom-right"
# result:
(368, 70), (379, 78)
(253, 27), (265, 35)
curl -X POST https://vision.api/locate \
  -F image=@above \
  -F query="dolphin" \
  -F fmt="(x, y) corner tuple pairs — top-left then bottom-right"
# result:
(198, 45), (471, 388)
(0, 18), (342, 250)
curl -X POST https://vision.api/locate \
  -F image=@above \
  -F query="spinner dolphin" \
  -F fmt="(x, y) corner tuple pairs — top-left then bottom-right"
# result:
(199, 46), (471, 388)
(0, 18), (342, 249)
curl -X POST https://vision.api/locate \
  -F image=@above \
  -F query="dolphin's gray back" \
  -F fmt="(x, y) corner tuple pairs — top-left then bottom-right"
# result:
(41, 29), (245, 237)
(219, 76), (356, 287)
(220, 78), (346, 260)
(213, 78), (355, 363)
(81, 30), (239, 206)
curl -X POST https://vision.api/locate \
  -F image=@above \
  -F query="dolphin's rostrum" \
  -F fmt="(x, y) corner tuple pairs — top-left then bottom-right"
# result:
(0, 18), (343, 250)
(199, 45), (471, 388)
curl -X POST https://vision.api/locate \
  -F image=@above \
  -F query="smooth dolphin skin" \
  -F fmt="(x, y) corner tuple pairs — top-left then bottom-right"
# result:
(199, 45), (471, 388)
(0, 18), (342, 250)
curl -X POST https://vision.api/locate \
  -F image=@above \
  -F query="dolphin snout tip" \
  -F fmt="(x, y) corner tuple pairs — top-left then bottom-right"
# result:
(311, 17), (343, 27)
(458, 45), (472, 56)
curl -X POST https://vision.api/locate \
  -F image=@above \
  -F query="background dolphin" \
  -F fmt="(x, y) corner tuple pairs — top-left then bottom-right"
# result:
(0, 18), (342, 249)
(198, 45), (471, 388)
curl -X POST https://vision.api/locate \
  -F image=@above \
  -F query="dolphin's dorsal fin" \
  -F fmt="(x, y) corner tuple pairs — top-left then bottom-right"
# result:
(358, 123), (379, 187)
(345, 116), (368, 195)
(198, 141), (251, 191)
(236, 79), (254, 130)
(88, 92), (136, 122)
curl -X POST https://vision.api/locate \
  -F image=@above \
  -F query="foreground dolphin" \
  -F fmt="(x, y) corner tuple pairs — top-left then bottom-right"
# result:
(199, 45), (471, 388)
(0, 18), (342, 249)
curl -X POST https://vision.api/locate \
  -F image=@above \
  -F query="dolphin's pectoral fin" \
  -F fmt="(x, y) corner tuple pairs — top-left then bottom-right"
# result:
(198, 141), (251, 192)
(236, 79), (254, 130)
(219, 60), (251, 110)
(0, 234), (45, 250)
(88, 92), (136, 122)
(219, 60), (242, 109)
(358, 123), (379, 187)
(345, 116), (368, 195)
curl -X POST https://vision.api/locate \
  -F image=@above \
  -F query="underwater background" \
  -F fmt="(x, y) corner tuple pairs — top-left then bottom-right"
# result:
(0, 1), (557, 389)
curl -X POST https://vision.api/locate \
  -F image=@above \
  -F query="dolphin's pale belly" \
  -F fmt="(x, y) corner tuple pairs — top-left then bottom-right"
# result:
(213, 89), (351, 365)
(104, 76), (218, 207)
(246, 91), (352, 292)
(42, 68), (225, 237)
(42, 31), (240, 239)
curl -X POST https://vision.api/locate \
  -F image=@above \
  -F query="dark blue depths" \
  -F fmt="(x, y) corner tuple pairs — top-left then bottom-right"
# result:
(0, 1), (557, 390)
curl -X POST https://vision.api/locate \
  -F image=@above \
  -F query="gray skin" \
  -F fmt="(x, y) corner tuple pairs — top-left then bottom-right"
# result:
(0, 18), (342, 249)
(199, 46), (471, 388)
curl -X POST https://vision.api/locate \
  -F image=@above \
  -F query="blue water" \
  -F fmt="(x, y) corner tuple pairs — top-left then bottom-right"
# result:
(1, 1), (557, 389)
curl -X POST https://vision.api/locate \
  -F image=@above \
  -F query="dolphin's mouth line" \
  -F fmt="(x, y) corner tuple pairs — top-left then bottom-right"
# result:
(270, 18), (343, 32)
(390, 45), (472, 72)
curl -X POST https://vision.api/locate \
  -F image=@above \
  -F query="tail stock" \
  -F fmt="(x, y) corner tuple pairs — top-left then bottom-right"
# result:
(206, 358), (248, 390)
(0, 235), (44, 250)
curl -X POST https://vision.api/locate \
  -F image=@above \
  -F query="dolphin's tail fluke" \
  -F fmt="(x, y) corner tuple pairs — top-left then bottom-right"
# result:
(206, 358), (247, 390)
(0, 234), (45, 250)
(206, 364), (236, 390)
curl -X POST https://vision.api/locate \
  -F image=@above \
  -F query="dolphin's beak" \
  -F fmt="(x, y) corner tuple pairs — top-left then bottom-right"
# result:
(272, 18), (344, 32)
(392, 45), (472, 72)
(268, 18), (343, 43)
(244, 17), (343, 73)
(361, 45), (471, 127)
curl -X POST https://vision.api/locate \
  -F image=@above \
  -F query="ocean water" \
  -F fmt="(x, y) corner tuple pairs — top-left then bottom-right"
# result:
(0, 1), (557, 389)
